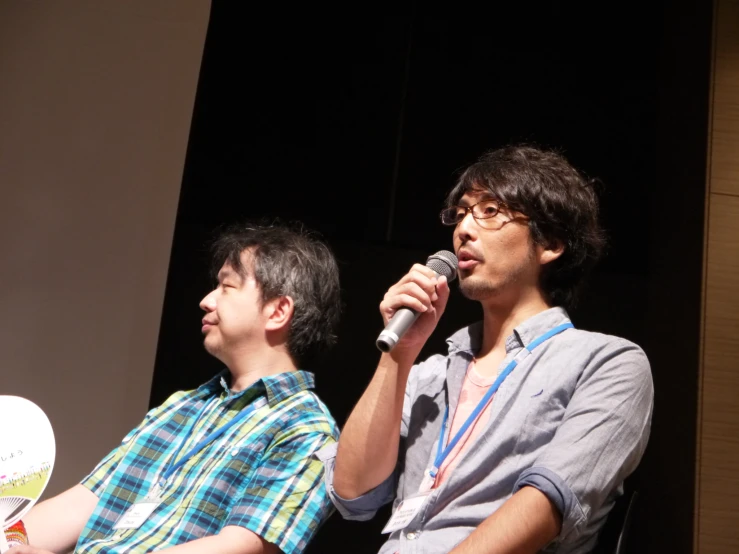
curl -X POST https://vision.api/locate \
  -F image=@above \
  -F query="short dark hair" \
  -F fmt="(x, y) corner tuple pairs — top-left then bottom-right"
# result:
(446, 145), (606, 308)
(210, 220), (341, 367)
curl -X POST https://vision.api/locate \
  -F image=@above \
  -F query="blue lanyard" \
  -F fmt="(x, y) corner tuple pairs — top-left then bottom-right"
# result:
(429, 322), (574, 479)
(159, 395), (266, 487)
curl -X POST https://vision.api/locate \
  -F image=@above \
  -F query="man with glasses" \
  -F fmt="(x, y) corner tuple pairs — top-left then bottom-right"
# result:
(321, 145), (654, 553)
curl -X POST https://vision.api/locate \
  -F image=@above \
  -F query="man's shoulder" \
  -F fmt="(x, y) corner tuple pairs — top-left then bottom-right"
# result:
(560, 327), (652, 382)
(146, 389), (200, 418)
(155, 374), (221, 409)
(272, 388), (340, 440)
(564, 328), (648, 359)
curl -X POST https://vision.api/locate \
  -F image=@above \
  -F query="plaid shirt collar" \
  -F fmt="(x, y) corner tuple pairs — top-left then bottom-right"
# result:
(197, 369), (316, 409)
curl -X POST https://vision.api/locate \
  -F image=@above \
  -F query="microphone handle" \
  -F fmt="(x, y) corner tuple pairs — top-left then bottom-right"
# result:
(376, 308), (421, 352)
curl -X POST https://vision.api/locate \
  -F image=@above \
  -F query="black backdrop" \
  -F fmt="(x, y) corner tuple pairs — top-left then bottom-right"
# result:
(150, 2), (711, 552)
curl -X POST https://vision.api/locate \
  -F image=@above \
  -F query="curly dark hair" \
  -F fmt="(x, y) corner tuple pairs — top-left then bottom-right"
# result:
(446, 145), (607, 309)
(210, 220), (341, 367)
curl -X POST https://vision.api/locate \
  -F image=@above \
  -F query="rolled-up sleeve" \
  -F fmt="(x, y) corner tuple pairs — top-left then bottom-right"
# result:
(320, 359), (422, 520)
(317, 442), (397, 521)
(513, 341), (654, 543)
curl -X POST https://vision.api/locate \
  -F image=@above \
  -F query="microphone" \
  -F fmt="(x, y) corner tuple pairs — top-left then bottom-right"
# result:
(376, 250), (458, 353)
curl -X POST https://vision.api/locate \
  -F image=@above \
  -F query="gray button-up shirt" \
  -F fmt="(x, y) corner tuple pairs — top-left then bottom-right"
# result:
(320, 308), (654, 553)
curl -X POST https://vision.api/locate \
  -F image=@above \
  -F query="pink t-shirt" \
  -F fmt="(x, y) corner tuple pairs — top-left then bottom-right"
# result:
(433, 360), (497, 487)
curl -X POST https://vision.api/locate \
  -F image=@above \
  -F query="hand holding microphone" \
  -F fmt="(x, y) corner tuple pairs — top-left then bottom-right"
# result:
(376, 250), (458, 353)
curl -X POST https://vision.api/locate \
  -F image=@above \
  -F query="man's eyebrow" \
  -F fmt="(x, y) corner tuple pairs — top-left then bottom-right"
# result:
(458, 193), (495, 206)
(217, 268), (241, 283)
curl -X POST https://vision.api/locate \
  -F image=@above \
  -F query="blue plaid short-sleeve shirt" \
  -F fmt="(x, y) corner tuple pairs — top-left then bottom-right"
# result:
(76, 370), (339, 554)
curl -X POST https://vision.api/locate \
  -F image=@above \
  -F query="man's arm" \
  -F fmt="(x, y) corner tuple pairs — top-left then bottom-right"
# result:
(449, 487), (561, 554)
(225, 428), (337, 554)
(333, 265), (449, 500)
(7, 526), (277, 554)
(450, 340), (654, 553)
(14, 395), (181, 553)
(155, 526), (278, 554)
(331, 352), (412, 500)
(19, 484), (99, 552)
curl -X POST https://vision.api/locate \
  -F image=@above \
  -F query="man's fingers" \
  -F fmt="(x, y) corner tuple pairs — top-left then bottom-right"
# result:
(379, 264), (451, 326)
(382, 292), (429, 317)
(400, 266), (440, 296)
(432, 275), (451, 314)
(409, 263), (438, 280)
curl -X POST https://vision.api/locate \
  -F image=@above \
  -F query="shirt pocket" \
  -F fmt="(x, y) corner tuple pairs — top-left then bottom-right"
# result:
(163, 495), (227, 539)
(170, 447), (257, 537)
(515, 389), (569, 455)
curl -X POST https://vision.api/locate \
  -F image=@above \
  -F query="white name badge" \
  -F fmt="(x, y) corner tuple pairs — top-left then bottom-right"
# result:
(113, 501), (161, 530)
(381, 492), (430, 534)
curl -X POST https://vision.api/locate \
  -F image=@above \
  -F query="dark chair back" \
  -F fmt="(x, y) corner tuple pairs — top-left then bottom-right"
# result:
(615, 491), (638, 554)
(592, 489), (639, 554)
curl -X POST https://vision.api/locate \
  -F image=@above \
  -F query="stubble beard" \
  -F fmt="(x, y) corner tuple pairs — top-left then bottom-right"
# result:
(459, 256), (535, 302)
(459, 275), (499, 301)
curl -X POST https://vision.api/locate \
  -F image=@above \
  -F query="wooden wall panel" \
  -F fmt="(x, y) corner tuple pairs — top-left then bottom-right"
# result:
(710, 0), (739, 196)
(699, 195), (739, 553)
(697, 0), (739, 551)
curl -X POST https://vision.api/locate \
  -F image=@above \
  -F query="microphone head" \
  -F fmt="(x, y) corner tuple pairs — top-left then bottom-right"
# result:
(426, 250), (458, 282)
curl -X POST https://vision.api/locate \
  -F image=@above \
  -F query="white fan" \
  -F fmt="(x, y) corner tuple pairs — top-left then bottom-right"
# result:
(0, 396), (55, 551)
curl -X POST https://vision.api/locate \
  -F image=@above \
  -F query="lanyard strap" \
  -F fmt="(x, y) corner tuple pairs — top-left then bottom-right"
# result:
(429, 322), (574, 478)
(159, 396), (267, 486)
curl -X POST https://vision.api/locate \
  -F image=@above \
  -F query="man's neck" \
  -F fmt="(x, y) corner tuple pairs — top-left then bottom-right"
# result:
(223, 346), (299, 393)
(478, 289), (552, 356)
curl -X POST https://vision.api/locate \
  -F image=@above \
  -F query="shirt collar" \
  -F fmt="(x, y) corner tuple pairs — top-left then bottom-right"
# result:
(197, 369), (316, 408)
(446, 306), (571, 355)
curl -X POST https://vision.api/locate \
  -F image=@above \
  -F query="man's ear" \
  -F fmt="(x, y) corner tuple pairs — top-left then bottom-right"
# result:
(263, 296), (295, 332)
(537, 240), (565, 266)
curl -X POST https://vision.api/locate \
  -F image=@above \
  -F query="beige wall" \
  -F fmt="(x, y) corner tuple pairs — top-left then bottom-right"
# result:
(697, 0), (739, 552)
(0, 1), (210, 497)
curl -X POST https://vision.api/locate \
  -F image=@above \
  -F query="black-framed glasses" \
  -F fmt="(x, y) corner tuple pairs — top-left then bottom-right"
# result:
(439, 199), (504, 226)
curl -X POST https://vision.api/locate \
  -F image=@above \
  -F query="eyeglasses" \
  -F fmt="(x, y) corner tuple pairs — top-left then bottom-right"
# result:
(439, 199), (505, 227)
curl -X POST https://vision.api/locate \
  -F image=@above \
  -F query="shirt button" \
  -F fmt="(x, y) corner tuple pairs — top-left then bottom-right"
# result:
(406, 531), (418, 540)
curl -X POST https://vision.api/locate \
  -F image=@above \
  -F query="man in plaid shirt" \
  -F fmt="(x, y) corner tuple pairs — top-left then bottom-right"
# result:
(8, 222), (342, 554)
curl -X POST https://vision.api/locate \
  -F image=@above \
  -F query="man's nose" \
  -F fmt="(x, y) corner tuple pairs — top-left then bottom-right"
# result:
(199, 289), (218, 312)
(455, 210), (478, 242)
